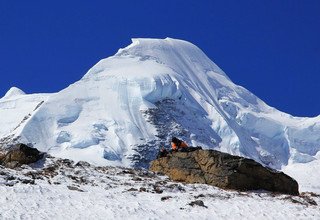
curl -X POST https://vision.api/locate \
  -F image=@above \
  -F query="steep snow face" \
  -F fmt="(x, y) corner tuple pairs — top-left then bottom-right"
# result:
(1, 38), (320, 171)
(0, 88), (50, 141)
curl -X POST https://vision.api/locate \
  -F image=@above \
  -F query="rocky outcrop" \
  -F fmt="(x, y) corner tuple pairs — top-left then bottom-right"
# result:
(0, 143), (44, 168)
(150, 149), (299, 195)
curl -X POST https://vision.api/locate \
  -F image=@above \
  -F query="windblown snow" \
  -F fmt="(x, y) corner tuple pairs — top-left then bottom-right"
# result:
(1, 38), (320, 193)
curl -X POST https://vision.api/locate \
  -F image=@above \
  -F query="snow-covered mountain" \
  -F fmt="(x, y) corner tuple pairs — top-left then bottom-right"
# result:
(1, 38), (320, 191)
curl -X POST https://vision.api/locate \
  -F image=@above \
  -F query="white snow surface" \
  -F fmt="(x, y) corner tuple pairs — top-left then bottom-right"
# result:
(0, 90), (50, 139)
(0, 157), (319, 220)
(1, 38), (320, 192)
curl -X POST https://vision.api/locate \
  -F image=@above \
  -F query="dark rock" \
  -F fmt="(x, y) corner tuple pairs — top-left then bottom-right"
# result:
(194, 194), (205, 198)
(0, 144), (44, 168)
(153, 186), (163, 194)
(287, 193), (318, 206)
(57, 158), (74, 167)
(139, 187), (147, 192)
(67, 185), (84, 192)
(25, 171), (44, 180)
(0, 151), (6, 162)
(127, 188), (138, 192)
(150, 149), (299, 195)
(42, 165), (59, 178)
(304, 197), (317, 206)
(161, 196), (172, 201)
(20, 179), (35, 185)
(188, 200), (207, 208)
(75, 161), (91, 167)
(121, 169), (135, 175)
(167, 183), (186, 192)
(6, 175), (15, 181)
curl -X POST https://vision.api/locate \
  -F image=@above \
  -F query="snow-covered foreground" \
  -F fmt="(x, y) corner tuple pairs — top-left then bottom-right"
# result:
(0, 156), (319, 220)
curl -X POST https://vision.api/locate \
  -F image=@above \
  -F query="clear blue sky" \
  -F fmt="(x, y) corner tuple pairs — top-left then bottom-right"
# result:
(1, 1), (319, 117)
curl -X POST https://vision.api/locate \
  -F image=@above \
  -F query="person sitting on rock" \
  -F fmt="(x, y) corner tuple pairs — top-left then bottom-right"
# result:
(171, 137), (188, 152)
(157, 146), (169, 159)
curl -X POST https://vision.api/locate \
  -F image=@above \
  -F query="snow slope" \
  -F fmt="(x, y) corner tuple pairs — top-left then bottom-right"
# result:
(0, 88), (50, 142)
(0, 157), (319, 220)
(1, 38), (320, 191)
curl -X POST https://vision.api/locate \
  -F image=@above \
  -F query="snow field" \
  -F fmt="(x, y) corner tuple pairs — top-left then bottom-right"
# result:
(0, 157), (319, 220)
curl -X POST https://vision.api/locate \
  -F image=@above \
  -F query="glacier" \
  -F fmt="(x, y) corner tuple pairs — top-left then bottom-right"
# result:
(1, 38), (320, 191)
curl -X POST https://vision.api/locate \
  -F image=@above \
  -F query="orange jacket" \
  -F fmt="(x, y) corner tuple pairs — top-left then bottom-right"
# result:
(171, 141), (188, 150)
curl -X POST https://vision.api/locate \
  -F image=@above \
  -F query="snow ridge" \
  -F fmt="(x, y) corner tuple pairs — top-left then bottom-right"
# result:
(2, 87), (25, 100)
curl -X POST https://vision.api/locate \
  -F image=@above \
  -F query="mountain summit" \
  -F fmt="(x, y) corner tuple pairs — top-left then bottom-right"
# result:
(1, 38), (319, 187)
(2, 87), (26, 100)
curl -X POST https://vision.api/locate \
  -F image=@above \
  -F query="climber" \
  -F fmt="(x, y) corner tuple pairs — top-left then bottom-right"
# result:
(157, 146), (169, 158)
(171, 137), (188, 152)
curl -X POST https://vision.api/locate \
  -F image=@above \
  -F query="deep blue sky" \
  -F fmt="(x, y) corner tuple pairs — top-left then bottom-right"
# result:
(1, 1), (319, 117)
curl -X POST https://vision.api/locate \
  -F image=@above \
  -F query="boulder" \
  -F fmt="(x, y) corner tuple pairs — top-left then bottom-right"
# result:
(0, 143), (44, 168)
(150, 149), (299, 195)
